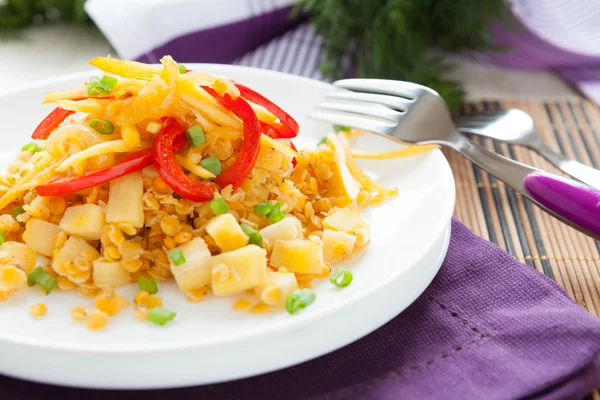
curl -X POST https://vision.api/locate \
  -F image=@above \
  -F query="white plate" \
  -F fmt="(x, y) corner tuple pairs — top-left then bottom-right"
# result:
(0, 65), (455, 389)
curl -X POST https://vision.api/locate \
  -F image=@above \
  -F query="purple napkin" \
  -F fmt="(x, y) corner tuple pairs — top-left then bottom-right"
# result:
(2, 219), (599, 399)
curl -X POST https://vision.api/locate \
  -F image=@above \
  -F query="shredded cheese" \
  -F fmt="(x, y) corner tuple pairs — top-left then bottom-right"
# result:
(209, 127), (243, 140)
(55, 99), (110, 114)
(113, 78), (149, 94)
(180, 86), (242, 129)
(19, 167), (60, 191)
(0, 153), (53, 209)
(189, 108), (219, 132)
(121, 125), (141, 147)
(43, 87), (88, 104)
(174, 155), (215, 179)
(57, 140), (147, 173)
(89, 57), (163, 79)
(248, 102), (277, 125)
(179, 70), (240, 99)
(260, 135), (299, 158)
(350, 144), (439, 159)
(337, 134), (398, 197)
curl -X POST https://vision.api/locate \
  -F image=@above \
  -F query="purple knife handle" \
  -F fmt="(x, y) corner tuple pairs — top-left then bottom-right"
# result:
(523, 172), (600, 237)
(449, 134), (600, 240)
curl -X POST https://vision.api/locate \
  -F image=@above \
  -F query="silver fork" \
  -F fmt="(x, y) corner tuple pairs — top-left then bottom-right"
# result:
(455, 109), (600, 190)
(310, 79), (600, 240)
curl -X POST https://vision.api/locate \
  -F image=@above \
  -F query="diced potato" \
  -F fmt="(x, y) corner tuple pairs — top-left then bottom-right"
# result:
(321, 229), (357, 263)
(205, 214), (248, 253)
(269, 239), (325, 275)
(254, 270), (299, 307)
(53, 236), (100, 277)
(0, 242), (37, 273)
(259, 216), (303, 250)
(170, 237), (212, 291)
(93, 259), (130, 288)
(106, 171), (144, 228)
(25, 219), (62, 257)
(323, 207), (370, 246)
(0, 265), (27, 291)
(210, 245), (266, 296)
(59, 204), (105, 240)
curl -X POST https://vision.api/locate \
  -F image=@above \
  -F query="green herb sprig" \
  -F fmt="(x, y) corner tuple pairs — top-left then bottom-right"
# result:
(294, 0), (509, 109)
(0, 0), (90, 30)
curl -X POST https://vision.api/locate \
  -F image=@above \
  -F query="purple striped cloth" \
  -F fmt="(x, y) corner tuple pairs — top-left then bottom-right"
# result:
(86, 0), (600, 103)
(477, 0), (600, 104)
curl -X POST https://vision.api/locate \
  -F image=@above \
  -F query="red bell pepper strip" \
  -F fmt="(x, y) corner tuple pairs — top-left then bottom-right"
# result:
(202, 87), (262, 190)
(35, 128), (188, 197)
(184, 69), (297, 138)
(152, 118), (215, 202)
(31, 108), (75, 140)
(31, 94), (114, 140)
(36, 149), (153, 197)
(234, 82), (299, 139)
(259, 121), (280, 139)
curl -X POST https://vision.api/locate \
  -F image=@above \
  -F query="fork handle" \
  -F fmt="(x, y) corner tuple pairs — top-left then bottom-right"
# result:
(446, 133), (600, 240)
(532, 140), (600, 190)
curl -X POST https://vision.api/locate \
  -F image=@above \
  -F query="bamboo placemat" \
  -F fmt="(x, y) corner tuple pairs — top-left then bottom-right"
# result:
(450, 99), (600, 319)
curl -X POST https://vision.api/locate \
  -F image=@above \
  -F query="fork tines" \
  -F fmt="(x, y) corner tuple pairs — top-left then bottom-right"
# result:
(310, 79), (420, 135)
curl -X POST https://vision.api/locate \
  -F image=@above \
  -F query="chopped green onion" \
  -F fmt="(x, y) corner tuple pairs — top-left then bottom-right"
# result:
(11, 206), (25, 220)
(329, 268), (353, 288)
(147, 307), (176, 326)
(317, 137), (327, 146)
(267, 209), (286, 224)
(285, 289), (316, 314)
(209, 198), (229, 216)
(178, 64), (187, 74)
(333, 125), (351, 133)
(89, 119), (115, 135)
(0, 231), (5, 246)
(168, 248), (186, 266)
(186, 125), (206, 147)
(21, 142), (42, 153)
(199, 156), (222, 176)
(138, 276), (158, 295)
(27, 267), (41, 287)
(87, 75), (118, 96)
(254, 201), (286, 224)
(240, 224), (263, 247)
(267, 202), (286, 224)
(27, 267), (57, 295)
(254, 201), (274, 217)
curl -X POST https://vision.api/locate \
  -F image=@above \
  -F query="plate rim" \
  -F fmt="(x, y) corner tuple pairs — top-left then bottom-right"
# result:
(0, 221), (453, 389)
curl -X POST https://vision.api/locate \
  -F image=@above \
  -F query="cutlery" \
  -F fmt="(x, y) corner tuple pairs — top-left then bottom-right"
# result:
(309, 79), (600, 240)
(455, 108), (600, 190)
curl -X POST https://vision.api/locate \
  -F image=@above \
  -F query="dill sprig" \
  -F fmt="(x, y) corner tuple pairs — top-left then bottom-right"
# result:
(0, 0), (89, 30)
(295, 0), (509, 109)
